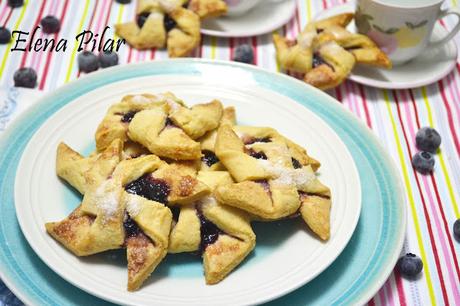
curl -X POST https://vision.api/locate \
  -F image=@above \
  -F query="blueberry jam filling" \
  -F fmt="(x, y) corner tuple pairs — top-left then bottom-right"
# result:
(165, 117), (176, 128)
(197, 210), (223, 253)
(164, 15), (177, 32)
(125, 174), (170, 204)
(244, 137), (271, 145)
(291, 158), (302, 169)
(120, 110), (138, 123)
(246, 148), (267, 160)
(201, 150), (219, 167)
(136, 12), (150, 28)
(171, 206), (180, 222)
(124, 215), (141, 238)
(312, 53), (326, 68)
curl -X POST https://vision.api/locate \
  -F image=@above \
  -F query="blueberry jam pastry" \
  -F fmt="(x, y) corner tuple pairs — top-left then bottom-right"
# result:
(214, 125), (332, 240)
(48, 90), (334, 290)
(115, 0), (200, 57)
(95, 93), (180, 153)
(169, 171), (256, 284)
(128, 99), (223, 160)
(199, 106), (236, 171)
(273, 13), (391, 90)
(48, 154), (173, 291)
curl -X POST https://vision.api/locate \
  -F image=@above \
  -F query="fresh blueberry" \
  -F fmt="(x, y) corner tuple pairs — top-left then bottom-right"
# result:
(137, 12), (150, 28)
(115, 0), (132, 3)
(412, 151), (435, 174)
(13, 67), (37, 88)
(7, 0), (23, 8)
(233, 44), (254, 64)
(397, 253), (423, 278)
(99, 51), (119, 68)
(0, 27), (11, 44)
(454, 219), (460, 242)
(78, 51), (99, 73)
(40, 15), (61, 34)
(416, 127), (441, 153)
(164, 15), (177, 32)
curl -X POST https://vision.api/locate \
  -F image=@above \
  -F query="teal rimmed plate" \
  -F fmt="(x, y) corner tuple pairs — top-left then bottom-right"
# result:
(0, 59), (405, 305)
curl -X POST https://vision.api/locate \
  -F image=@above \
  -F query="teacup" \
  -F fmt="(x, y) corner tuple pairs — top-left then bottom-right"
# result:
(225, 0), (288, 17)
(356, 0), (460, 66)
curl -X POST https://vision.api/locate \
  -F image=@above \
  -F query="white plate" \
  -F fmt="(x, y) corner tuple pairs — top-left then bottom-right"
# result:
(316, 2), (458, 89)
(201, 0), (296, 37)
(15, 73), (361, 306)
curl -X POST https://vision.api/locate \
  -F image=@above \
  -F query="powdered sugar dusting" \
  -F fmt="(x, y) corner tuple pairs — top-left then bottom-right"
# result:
(126, 195), (141, 217)
(132, 95), (151, 104)
(95, 180), (119, 218)
(259, 160), (316, 188)
(200, 196), (217, 207)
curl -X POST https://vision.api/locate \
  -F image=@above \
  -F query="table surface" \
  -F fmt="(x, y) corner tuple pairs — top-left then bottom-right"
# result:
(0, 0), (459, 305)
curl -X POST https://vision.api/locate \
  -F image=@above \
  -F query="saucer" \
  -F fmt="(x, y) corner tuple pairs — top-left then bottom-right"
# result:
(315, 3), (458, 89)
(201, 0), (296, 37)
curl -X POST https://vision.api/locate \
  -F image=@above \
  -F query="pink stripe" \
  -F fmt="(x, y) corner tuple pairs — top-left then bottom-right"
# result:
(0, 3), (8, 24)
(400, 90), (460, 301)
(384, 277), (395, 306)
(378, 286), (387, 305)
(445, 73), (460, 132)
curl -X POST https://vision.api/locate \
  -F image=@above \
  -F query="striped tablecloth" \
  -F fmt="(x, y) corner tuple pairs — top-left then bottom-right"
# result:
(0, 0), (459, 305)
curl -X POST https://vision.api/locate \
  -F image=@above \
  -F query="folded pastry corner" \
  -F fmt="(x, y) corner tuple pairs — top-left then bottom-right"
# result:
(124, 193), (172, 291)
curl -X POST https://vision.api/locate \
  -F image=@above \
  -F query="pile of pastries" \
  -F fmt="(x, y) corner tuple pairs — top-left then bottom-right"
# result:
(46, 92), (332, 291)
(115, 0), (227, 57)
(273, 13), (392, 90)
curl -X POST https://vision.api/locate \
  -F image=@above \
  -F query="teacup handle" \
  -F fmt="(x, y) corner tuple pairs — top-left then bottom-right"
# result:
(429, 7), (460, 49)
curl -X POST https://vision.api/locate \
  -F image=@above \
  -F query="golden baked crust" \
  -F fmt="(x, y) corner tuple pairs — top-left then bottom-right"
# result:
(56, 139), (123, 194)
(168, 171), (255, 284)
(128, 99), (223, 160)
(199, 106), (236, 171)
(115, 2), (200, 57)
(124, 193), (172, 291)
(316, 25), (392, 69)
(304, 41), (356, 90)
(214, 125), (331, 239)
(95, 93), (177, 152)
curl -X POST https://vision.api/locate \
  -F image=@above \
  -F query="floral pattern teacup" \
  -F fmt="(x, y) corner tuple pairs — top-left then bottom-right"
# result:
(356, 0), (460, 66)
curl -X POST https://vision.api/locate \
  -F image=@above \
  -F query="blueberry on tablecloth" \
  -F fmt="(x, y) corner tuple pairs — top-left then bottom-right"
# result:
(416, 127), (441, 153)
(0, 27), (11, 44)
(99, 51), (119, 68)
(40, 16), (61, 34)
(454, 219), (460, 242)
(233, 44), (254, 64)
(412, 151), (435, 175)
(78, 51), (99, 73)
(397, 253), (423, 278)
(7, 0), (23, 8)
(13, 68), (37, 88)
